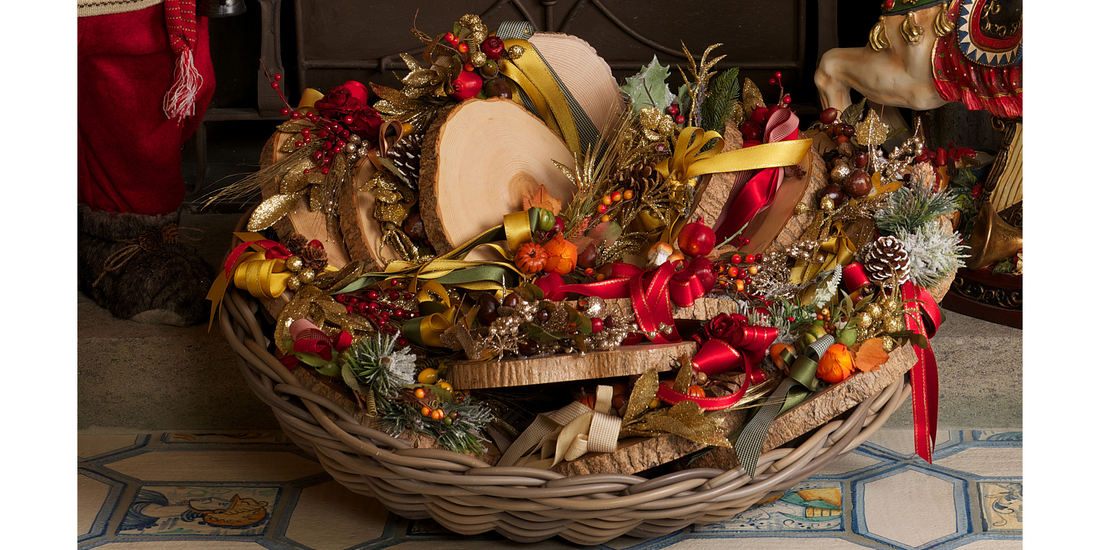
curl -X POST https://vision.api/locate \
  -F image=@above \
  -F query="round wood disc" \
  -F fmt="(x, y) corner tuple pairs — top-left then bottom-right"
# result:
(419, 98), (578, 253)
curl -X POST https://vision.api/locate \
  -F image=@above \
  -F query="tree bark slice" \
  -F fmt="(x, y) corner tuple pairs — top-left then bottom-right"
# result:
(419, 98), (578, 254)
(261, 132), (352, 269)
(447, 341), (697, 390)
(336, 161), (393, 272)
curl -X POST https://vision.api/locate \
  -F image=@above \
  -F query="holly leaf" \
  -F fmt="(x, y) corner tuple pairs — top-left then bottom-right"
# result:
(522, 184), (563, 216)
(621, 56), (676, 113)
(852, 338), (890, 372)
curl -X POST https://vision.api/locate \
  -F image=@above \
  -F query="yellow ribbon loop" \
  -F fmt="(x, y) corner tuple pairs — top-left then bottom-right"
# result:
(296, 88), (324, 114)
(656, 126), (812, 185)
(499, 38), (582, 153)
(234, 251), (292, 299)
(503, 210), (533, 255)
(409, 280), (459, 349)
(790, 235), (858, 287)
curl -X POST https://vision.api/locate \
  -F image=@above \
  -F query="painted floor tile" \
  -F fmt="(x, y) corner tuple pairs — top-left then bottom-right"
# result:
(104, 450), (323, 482)
(283, 480), (392, 549)
(117, 485), (280, 536)
(79, 434), (149, 460)
(978, 482), (1022, 532)
(855, 466), (970, 549)
(694, 480), (844, 533)
(935, 447), (1021, 478)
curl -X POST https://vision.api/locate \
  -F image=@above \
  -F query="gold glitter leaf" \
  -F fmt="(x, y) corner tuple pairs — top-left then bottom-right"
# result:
(742, 78), (765, 118)
(623, 368), (660, 423)
(247, 189), (306, 231)
(276, 119), (314, 134)
(855, 108), (890, 148)
(280, 158), (316, 194)
(275, 286), (319, 353)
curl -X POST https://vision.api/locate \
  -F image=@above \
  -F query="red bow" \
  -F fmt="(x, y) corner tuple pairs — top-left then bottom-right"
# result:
(222, 238), (293, 281)
(656, 327), (774, 411)
(544, 261), (709, 343)
(280, 319), (353, 369)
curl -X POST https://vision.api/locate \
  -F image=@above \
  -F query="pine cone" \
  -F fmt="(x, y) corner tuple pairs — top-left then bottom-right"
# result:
(862, 235), (910, 287)
(137, 226), (166, 251)
(612, 161), (660, 195)
(385, 133), (424, 188)
(283, 233), (308, 253)
(298, 241), (329, 273)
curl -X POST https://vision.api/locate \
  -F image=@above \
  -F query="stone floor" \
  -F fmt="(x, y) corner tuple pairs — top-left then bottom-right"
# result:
(76, 428), (1022, 549)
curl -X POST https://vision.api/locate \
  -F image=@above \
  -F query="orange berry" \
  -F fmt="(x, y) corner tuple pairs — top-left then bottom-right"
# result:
(414, 388), (426, 399)
(601, 214), (611, 223)
(420, 406), (432, 416)
(623, 190), (634, 200)
(602, 195), (613, 205)
(611, 191), (622, 202)
(431, 408), (446, 420)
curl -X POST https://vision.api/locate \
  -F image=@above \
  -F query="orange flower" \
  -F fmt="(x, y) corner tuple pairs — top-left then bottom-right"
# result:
(816, 343), (855, 384)
(543, 233), (578, 275)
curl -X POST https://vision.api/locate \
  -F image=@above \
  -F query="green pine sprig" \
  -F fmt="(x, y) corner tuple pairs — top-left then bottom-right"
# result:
(701, 67), (740, 134)
(875, 184), (958, 236)
(377, 394), (495, 455)
(339, 333), (417, 398)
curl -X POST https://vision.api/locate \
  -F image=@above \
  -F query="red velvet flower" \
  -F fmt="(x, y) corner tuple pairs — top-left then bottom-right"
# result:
(315, 85), (365, 120)
(703, 313), (743, 342)
(315, 84), (383, 145)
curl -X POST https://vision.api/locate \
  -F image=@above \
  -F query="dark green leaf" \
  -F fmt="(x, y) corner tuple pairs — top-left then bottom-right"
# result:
(840, 98), (867, 126)
(521, 322), (568, 343)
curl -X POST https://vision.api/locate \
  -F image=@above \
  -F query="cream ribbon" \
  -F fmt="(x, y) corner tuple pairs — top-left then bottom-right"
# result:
(497, 385), (622, 468)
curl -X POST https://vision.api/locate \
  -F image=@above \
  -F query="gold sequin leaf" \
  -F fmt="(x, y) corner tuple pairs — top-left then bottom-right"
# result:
(855, 108), (890, 148)
(621, 401), (732, 447)
(247, 188), (306, 232)
(622, 368), (660, 423)
(279, 157), (317, 195)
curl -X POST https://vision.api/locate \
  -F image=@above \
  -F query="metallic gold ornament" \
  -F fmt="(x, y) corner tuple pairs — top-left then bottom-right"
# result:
(794, 203), (810, 215)
(883, 316), (904, 333)
(285, 256), (303, 272)
(820, 196), (835, 212)
(881, 337), (896, 352)
(865, 303), (883, 320)
(286, 276), (301, 291)
(933, 2), (954, 37)
(507, 45), (525, 59)
(857, 312), (874, 328)
(298, 269), (316, 284)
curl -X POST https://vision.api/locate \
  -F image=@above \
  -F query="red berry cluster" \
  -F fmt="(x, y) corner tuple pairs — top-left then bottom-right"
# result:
(666, 103), (686, 125)
(334, 289), (416, 345)
(713, 253), (760, 293)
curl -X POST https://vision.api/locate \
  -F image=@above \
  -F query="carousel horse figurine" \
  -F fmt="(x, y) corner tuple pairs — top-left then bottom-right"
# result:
(814, 0), (1021, 118)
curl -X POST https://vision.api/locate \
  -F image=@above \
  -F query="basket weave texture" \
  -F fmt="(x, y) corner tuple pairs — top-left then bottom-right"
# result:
(219, 286), (911, 545)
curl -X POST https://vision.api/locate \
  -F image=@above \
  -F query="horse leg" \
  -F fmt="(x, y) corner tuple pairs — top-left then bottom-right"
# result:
(814, 47), (859, 112)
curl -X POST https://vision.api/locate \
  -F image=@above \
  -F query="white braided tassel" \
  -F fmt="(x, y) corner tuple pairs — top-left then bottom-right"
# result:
(162, 47), (203, 124)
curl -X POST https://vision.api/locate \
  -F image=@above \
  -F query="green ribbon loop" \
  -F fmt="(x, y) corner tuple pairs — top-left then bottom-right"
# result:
(735, 352), (822, 478)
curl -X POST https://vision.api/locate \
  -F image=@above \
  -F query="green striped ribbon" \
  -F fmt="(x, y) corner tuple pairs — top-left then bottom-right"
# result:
(495, 21), (602, 154)
(734, 335), (832, 478)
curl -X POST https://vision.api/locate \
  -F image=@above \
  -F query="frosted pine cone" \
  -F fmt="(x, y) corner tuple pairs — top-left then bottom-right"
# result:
(863, 235), (910, 288)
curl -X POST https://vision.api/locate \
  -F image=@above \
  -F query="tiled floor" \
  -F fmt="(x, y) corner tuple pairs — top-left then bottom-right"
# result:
(77, 428), (1022, 549)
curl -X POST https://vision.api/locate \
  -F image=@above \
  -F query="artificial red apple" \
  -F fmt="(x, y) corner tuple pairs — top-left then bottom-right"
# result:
(677, 217), (717, 257)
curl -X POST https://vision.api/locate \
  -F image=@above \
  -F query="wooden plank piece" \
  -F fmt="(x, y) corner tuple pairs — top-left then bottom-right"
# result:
(447, 341), (697, 390)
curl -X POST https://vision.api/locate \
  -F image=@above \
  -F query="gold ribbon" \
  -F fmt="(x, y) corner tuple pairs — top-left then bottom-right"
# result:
(497, 385), (622, 469)
(406, 280), (460, 348)
(297, 88), (324, 114)
(498, 38), (581, 153)
(656, 127), (812, 186)
(790, 234), (858, 288)
(233, 251), (292, 299)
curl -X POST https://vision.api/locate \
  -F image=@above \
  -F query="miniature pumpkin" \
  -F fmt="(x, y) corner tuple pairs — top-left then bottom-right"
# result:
(515, 242), (549, 274)
(686, 384), (706, 398)
(816, 343), (855, 384)
(543, 233), (578, 275)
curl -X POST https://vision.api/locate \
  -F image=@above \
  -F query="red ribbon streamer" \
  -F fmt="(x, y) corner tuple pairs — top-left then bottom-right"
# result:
(284, 319), (353, 368)
(901, 282), (943, 463)
(713, 108), (802, 242)
(656, 335), (772, 411)
(545, 261), (709, 344)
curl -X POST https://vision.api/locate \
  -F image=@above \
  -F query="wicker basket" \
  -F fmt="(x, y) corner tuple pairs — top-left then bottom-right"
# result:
(218, 284), (911, 545)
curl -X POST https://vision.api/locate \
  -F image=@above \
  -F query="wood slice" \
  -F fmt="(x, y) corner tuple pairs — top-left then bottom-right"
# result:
(552, 407), (749, 477)
(261, 132), (352, 269)
(689, 124), (826, 258)
(336, 161), (395, 271)
(419, 98), (578, 254)
(526, 32), (625, 135)
(447, 341), (697, 391)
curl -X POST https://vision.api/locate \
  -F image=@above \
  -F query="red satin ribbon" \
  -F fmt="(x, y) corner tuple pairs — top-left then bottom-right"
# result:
(656, 335), (772, 411)
(713, 108), (802, 242)
(545, 261), (709, 344)
(223, 238), (293, 281)
(901, 282), (943, 463)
